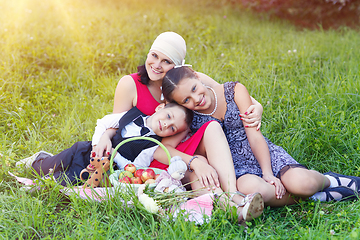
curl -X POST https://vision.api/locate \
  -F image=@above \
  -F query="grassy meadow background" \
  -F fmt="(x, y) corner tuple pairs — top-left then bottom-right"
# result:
(0, 0), (359, 239)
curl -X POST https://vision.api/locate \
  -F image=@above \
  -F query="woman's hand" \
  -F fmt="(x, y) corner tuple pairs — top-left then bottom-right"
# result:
(262, 174), (286, 199)
(91, 137), (112, 158)
(190, 155), (220, 190)
(240, 97), (263, 131)
(91, 128), (117, 158)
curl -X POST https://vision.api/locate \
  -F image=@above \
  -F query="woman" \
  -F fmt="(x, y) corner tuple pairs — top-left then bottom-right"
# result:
(94, 32), (266, 222)
(161, 66), (359, 206)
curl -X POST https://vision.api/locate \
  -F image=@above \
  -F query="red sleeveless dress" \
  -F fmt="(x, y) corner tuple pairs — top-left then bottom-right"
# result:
(129, 73), (212, 170)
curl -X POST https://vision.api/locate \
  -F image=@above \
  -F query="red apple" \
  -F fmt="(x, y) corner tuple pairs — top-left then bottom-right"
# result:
(124, 163), (136, 174)
(154, 174), (160, 180)
(141, 168), (156, 182)
(119, 176), (131, 184)
(144, 179), (156, 184)
(134, 169), (145, 178)
(131, 176), (143, 184)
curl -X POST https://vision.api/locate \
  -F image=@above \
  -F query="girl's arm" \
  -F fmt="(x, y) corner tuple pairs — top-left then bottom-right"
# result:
(234, 83), (285, 199)
(113, 75), (137, 113)
(197, 72), (263, 129)
(153, 131), (220, 190)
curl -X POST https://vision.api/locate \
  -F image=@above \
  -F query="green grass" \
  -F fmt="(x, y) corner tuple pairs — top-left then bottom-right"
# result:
(0, 0), (359, 239)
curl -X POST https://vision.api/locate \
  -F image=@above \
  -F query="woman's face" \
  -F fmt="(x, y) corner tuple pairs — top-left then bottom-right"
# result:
(170, 77), (212, 111)
(145, 50), (175, 82)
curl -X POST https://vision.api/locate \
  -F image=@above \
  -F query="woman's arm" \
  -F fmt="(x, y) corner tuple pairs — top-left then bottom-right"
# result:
(92, 128), (118, 157)
(195, 72), (220, 88)
(240, 96), (263, 131)
(153, 131), (220, 190)
(113, 75), (137, 113)
(234, 83), (285, 199)
(91, 113), (125, 146)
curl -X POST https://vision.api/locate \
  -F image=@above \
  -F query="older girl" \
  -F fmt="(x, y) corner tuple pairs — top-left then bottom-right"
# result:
(161, 66), (359, 206)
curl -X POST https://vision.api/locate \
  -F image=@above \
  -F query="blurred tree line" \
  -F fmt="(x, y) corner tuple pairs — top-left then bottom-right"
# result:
(230, 0), (360, 29)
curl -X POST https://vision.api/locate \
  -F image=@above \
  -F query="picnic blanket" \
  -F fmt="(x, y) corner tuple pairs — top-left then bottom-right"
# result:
(9, 172), (213, 224)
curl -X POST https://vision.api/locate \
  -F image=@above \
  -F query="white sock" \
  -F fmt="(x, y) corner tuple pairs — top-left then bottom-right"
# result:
(325, 175), (338, 188)
(309, 192), (325, 201)
(310, 190), (342, 202)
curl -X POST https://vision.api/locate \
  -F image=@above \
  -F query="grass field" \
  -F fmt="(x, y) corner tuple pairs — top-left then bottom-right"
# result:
(0, 0), (359, 239)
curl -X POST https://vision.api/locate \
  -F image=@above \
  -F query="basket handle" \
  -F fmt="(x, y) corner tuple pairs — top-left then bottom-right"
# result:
(109, 136), (172, 174)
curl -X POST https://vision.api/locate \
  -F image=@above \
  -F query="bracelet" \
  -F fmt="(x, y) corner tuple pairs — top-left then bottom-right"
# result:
(187, 156), (198, 172)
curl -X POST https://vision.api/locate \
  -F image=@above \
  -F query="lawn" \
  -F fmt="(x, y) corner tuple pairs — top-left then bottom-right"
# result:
(0, 0), (359, 239)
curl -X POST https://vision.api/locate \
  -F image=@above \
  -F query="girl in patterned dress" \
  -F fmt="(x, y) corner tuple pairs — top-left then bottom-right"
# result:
(161, 66), (360, 206)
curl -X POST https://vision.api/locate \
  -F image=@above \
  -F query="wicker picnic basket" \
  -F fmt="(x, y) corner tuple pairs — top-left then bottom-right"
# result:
(108, 136), (171, 191)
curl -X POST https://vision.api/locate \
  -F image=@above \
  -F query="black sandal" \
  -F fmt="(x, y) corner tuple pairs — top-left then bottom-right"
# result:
(322, 186), (358, 202)
(324, 171), (360, 192)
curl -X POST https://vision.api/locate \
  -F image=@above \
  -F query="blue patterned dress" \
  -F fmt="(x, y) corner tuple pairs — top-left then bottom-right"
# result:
(190, 82), (305, 179)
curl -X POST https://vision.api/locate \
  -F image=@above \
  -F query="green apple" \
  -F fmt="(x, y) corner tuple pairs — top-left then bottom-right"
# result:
(118, 170), (133, 179)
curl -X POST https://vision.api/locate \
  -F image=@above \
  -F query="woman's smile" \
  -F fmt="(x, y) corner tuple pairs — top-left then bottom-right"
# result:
(151, 66), (162, 74)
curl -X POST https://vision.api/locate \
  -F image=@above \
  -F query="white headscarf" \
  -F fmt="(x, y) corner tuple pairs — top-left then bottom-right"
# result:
(150, 32), (186, 67)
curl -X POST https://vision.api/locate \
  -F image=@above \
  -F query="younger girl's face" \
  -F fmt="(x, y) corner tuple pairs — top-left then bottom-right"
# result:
(171, 77), (212, 111)
(145, 50), (175, 82)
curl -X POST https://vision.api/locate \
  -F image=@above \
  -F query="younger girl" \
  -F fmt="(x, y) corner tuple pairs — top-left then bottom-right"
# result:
(162, 66), (359, 206)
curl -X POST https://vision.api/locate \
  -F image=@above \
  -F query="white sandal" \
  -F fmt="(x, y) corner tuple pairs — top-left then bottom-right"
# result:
(230, 191), (264, 222)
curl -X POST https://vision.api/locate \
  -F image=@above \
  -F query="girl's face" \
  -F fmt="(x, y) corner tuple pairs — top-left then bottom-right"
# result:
(145, 50), (175, 82)
(171, 77), (212, 111)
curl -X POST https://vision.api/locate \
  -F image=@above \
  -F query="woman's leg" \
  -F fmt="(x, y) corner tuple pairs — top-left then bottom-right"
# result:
(193, 121), (244, 205)
(185, 161), (263, 222)
(187, 121), (264, 220)
(237, 174), (298, 207)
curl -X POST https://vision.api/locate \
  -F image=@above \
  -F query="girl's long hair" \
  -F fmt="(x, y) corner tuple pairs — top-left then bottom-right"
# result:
(162, 66), (196, 102)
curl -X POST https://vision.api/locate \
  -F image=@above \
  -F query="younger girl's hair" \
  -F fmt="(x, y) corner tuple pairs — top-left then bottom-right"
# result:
(162, 66), (196, 102)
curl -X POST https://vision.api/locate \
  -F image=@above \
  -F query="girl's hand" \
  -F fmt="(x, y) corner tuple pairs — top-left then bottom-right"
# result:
(262, 174), (286, 199)
(191, 155), (220, 190)
(240, 105), (262, 131)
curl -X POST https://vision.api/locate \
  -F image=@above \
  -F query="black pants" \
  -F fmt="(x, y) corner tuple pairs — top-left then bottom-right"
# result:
(32, 141), (92, 186)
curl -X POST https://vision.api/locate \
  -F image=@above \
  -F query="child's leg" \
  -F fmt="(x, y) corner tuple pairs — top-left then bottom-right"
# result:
(236, 174), (298, 207)
(281, 168), (358, 201)
(280, 168), (330, 197)
(32, 141), (92, 186)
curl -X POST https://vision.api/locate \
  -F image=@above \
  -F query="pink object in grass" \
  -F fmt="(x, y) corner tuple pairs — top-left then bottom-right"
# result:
(173, 193), (214, 225)
(8, 172), (35, 185)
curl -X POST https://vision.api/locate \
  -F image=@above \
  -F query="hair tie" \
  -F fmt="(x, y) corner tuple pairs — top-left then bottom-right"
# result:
(174, 59), (192, 69)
